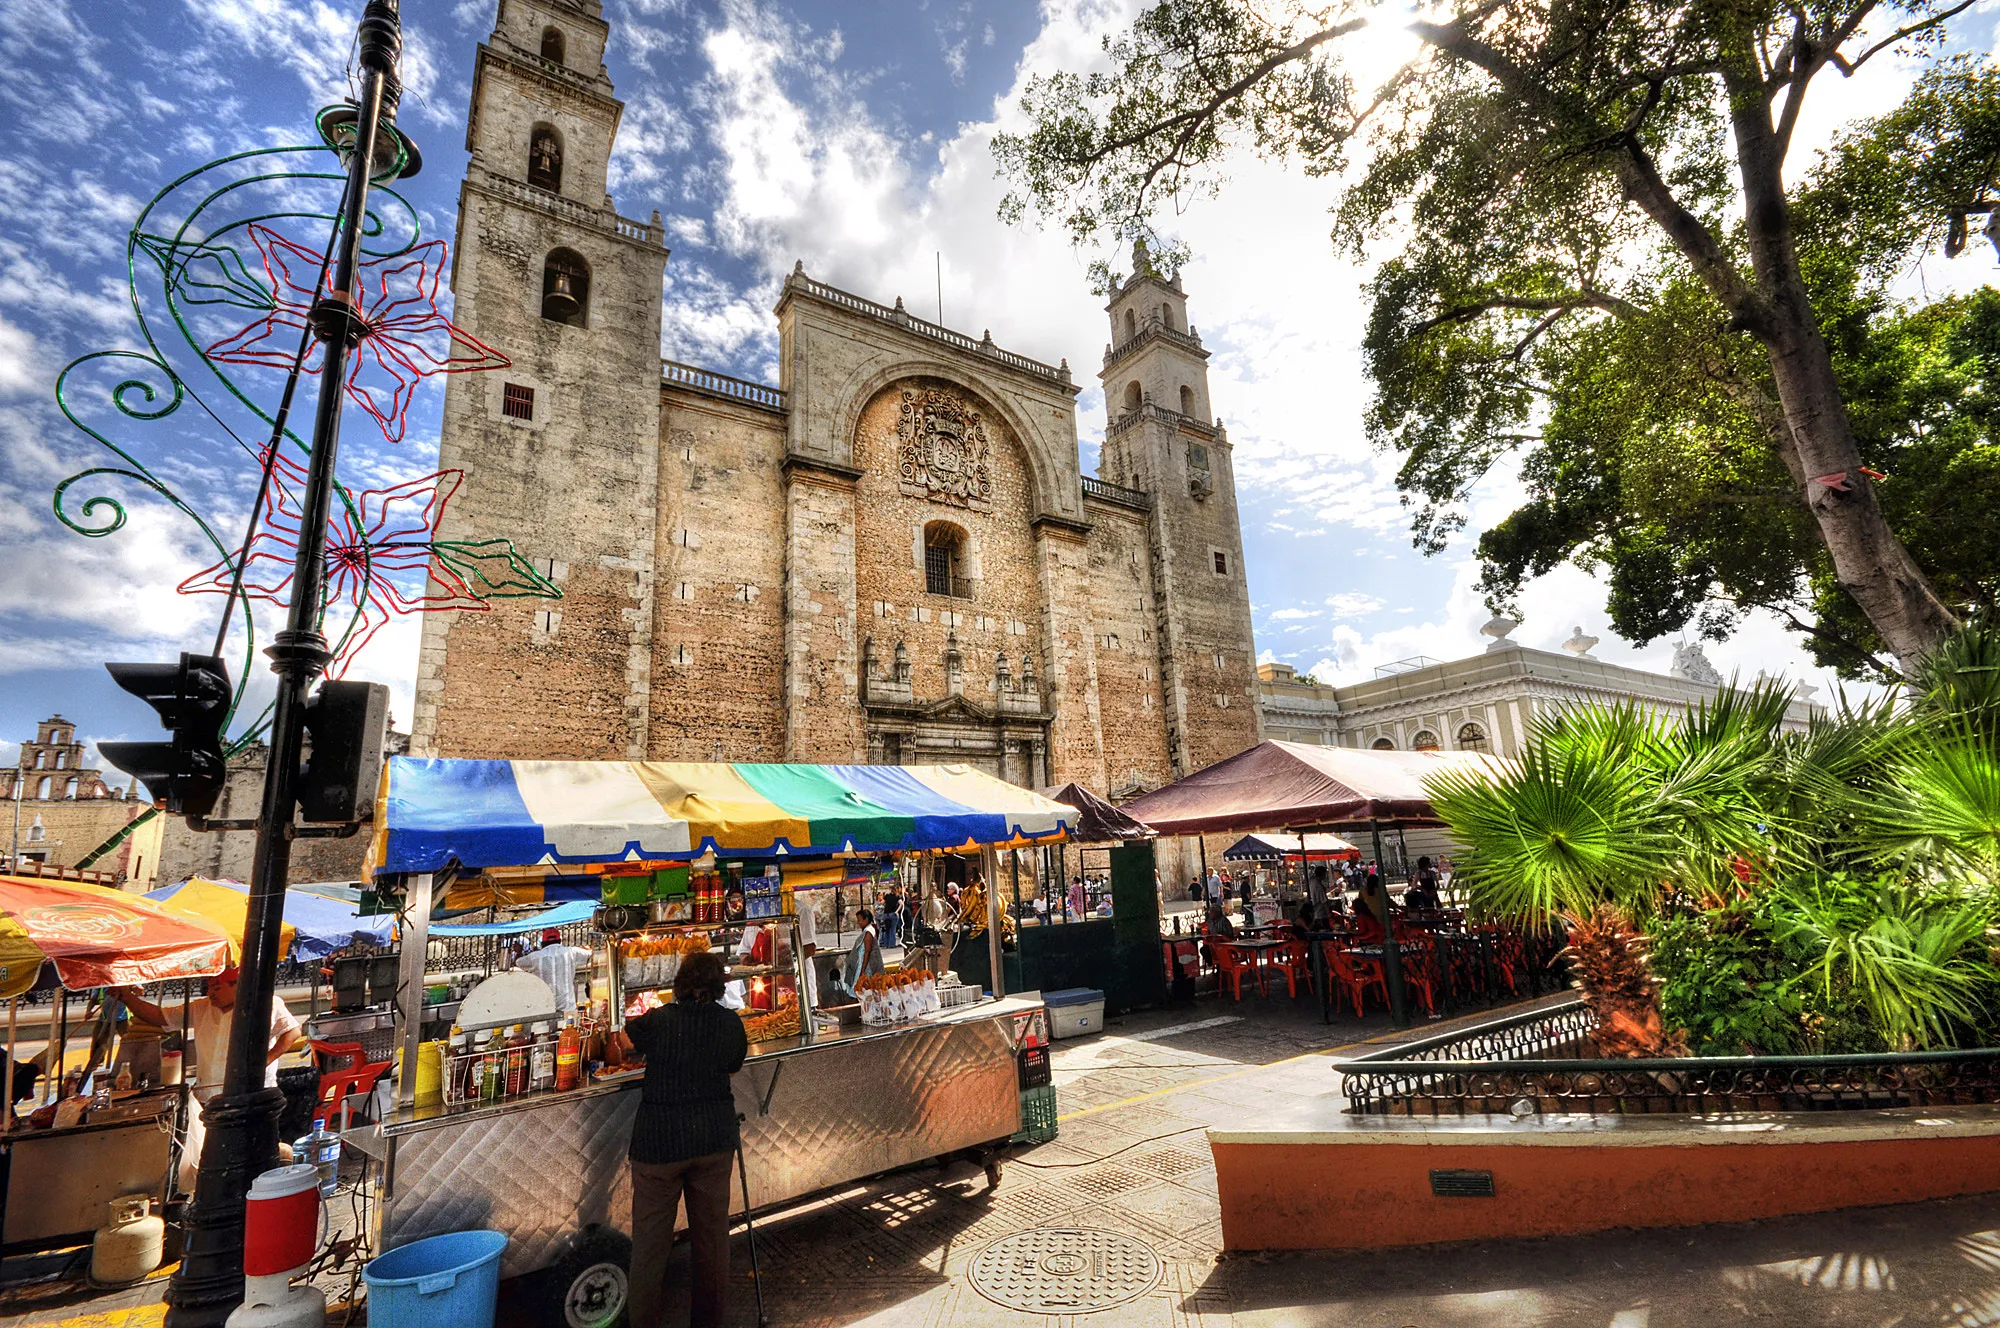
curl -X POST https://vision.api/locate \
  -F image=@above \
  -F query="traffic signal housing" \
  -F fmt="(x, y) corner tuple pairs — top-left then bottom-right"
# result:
(299, 680), (390, 824)
(99, 653), (233, 819)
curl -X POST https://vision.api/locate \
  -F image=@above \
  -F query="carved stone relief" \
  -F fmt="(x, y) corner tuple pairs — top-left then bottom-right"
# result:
(897, 387), (993, 510)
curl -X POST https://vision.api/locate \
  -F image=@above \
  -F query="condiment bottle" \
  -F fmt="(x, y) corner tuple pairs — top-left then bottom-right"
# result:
(504, 1023), (530, 1096)
(529, 1021), (555, 1092)
(446, 1028), (470, 1105)
(478, 1032), (502, 1102)
(555, 1022), (582, 1091)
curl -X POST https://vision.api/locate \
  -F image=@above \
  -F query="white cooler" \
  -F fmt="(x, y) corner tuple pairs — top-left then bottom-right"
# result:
(1043, 987), (1105, 1041)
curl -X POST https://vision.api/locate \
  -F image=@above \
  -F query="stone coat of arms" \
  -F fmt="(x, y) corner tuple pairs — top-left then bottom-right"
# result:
(898, 387), (993, 509)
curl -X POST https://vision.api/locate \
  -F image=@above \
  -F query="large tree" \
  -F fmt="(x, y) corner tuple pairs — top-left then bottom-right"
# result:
(994, 0), (1995, 670)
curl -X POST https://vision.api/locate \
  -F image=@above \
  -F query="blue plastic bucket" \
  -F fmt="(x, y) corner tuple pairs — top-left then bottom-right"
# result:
(364, 1230), (507, 1328)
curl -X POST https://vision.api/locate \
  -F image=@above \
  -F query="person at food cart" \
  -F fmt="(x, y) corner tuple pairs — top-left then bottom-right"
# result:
(516, 927), (591, 1014)
(614, 950), (747, 1328)
(846, 907), (885, 988)
(116, 968), (303, 1187)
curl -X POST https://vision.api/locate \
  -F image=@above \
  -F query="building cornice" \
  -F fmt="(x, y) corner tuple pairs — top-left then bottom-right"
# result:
(780, 453), (865, 487)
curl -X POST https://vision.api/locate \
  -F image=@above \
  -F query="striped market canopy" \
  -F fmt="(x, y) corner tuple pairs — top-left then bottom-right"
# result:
(365, 758), (1076, 878)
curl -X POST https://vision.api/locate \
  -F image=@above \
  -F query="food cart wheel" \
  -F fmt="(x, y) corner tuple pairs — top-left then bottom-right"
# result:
(547, 1225), (632, 1328)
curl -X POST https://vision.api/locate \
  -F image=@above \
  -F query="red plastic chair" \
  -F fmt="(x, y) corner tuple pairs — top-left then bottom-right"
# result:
(1323, 942), (1387, 1015)
(1213, 943), (1265, 1000)
(1269, 937), (1314, 999)
(1390, 930), (1441, 1017)
(310, 1039), (390, 1130)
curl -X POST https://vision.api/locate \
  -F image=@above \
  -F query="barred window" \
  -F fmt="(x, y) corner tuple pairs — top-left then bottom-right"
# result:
(501, 383), (534, 420)
(924, 521), (968, 598)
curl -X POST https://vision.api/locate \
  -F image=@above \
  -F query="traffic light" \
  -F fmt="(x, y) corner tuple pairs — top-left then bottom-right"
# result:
(99, 653), (232, 819)
(299, 680), (390, 823)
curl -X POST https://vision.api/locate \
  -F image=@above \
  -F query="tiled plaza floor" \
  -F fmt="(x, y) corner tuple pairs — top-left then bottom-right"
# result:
(16, 989), (2000, 1326)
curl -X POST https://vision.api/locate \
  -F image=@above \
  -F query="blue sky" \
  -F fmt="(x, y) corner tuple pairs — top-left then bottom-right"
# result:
(0, 0), (1989, 770)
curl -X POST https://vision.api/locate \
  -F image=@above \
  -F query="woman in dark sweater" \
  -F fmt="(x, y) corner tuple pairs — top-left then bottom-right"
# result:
(616, 949), (748, 1328)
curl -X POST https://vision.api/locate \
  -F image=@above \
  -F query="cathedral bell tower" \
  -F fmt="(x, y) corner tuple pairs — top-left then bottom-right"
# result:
(1097, 243), (1262, 775)
(412, 0), (671, 759)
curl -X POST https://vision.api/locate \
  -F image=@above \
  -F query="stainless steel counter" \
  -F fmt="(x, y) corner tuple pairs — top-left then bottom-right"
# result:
(349, 994), (1040, 1278)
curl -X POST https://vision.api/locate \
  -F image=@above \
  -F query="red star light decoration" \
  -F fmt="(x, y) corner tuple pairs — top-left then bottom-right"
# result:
(206, 223), (509, 445)
(180, 448), (551, 676)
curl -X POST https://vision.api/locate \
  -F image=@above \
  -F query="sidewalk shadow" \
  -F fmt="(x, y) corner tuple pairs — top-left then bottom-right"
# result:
(1184, 1191), (2000, 1327)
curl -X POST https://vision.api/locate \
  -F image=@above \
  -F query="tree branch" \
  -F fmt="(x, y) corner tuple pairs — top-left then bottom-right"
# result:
(1408, 290), (1643, 339)
(1829, 0), (1977, 76)
(1055, 21), (1367, 171)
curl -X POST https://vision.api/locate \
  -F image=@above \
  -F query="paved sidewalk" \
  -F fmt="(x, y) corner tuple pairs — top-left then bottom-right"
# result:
(19, 990), (2000, 1326)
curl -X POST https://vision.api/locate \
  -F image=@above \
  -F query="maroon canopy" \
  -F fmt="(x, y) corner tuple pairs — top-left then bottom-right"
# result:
(1038, 782), (1157, 843)
(1119, 741), (1503, 835)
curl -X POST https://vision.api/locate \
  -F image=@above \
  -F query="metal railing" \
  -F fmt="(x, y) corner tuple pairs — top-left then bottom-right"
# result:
(1103, 320), (1206, 369)
(1082, 476), (1152, 511)
(1105, 402), (1219, 440)
(785, 275), (1072, 386)
(1337, 1000), (2000, 1116)
(662, 359), (787, 412)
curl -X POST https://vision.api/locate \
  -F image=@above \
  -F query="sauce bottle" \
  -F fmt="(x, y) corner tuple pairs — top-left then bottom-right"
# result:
(555, 1021), (582, 1091)
(504, 1023), (530, 1096)
(529, 1021), (555, 1092)
(446, 1028), (470, 1105)
(478, 1031), (503, 1102)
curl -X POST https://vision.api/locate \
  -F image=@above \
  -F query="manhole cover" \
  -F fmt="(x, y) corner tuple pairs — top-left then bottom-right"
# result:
(968, 1228), (1164, 1313)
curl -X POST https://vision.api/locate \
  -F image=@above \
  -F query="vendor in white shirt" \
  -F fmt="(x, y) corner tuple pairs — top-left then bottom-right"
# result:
(515, 928), (592, 1014)
(117, 967), (304, 1188)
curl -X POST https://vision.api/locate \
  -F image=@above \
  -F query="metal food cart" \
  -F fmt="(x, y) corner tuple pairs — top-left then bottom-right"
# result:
(346, 757), (1074, 1324)
(0, 875), (232, 1254)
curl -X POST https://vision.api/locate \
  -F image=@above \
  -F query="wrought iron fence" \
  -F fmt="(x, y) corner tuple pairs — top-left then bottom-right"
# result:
(1337, 1000), (2000, 1116)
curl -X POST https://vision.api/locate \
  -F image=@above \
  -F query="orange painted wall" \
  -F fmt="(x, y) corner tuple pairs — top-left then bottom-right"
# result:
(1211, 1132), (2000, 1251)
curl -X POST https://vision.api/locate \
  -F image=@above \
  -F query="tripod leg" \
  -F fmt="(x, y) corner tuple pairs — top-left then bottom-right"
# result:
(735, 1137), (767, 1327)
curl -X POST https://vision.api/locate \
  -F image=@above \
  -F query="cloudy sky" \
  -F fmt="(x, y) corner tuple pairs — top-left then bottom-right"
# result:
(0, 0), (1991, 771)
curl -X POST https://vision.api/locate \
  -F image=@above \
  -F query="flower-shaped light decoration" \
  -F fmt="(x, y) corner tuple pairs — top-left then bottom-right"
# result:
(181, 446), (560, 676)
(205, 223), (509, 445)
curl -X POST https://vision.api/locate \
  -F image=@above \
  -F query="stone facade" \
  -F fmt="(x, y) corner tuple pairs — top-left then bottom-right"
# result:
(1257, 636), (1818, 758)
(155, 732), (411, 887)
(414, 1), (1263, 825)
(3, 715), (161, 886)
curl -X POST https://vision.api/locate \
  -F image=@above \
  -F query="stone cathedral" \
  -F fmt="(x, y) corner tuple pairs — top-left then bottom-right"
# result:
(414, 0), (1263, 800)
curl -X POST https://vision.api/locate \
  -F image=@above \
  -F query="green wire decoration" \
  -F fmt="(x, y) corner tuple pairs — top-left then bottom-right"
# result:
(52, 126), (559, 752)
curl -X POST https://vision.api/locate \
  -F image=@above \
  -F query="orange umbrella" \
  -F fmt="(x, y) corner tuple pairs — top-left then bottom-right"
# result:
(0, 876), (232, 999)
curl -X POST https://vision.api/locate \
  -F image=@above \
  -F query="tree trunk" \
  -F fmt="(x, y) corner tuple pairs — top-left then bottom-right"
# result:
(1722, 76), (1959, 669)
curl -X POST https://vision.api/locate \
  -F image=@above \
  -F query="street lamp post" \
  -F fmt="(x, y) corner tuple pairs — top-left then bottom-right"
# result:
(164, 3), (411, 1323)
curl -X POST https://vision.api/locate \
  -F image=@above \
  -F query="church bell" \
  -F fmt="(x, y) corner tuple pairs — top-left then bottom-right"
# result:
(543, 270), (581, 322)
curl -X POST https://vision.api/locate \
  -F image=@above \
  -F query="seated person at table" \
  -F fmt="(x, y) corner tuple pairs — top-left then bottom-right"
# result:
(1351, 874), (1387, 944)
(1403, 856), (1442, 911)
(1283, 901), (1314, 944)
(1203, 903), (1237, 940)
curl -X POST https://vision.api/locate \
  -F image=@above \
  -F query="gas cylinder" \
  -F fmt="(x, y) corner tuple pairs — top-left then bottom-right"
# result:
(225, 1271), (327, 1328)
(90, 1194), (164, 1284)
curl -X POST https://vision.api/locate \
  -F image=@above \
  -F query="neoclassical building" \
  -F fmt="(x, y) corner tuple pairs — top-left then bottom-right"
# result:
(413, 0), (1262, 801)
(1258, 624), (1818, 757)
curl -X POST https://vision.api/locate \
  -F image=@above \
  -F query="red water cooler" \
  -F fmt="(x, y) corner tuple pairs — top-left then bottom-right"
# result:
(226, 1164), (327, 1327)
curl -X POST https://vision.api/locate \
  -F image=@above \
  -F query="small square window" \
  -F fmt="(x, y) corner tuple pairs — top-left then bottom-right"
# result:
(502, 382), (535, 420)
(1213, 551), (1228, 575)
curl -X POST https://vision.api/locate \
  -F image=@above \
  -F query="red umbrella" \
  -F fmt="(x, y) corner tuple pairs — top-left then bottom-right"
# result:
(0, 876), (232, 999)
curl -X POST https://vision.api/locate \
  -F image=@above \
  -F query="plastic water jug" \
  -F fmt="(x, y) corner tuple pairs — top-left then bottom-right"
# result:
(293, 1118), (341, 1198)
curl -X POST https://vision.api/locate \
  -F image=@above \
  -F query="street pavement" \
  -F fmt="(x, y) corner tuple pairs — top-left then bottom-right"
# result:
(10, 989), (2000, 1326)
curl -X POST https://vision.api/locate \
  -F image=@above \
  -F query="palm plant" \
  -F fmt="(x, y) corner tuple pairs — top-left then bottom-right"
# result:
(1427, 634), (2000, 1055)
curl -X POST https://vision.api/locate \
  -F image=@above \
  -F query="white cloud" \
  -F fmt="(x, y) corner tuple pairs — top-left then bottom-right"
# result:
(1267, 607), (1320, 620)
(0, 313), (42, 396)
(1324, 592), (1386, 618)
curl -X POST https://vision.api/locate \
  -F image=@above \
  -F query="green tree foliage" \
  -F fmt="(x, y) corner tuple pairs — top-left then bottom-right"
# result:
(996, 0), (1993, 668)
(1426, 624), (2000, 1050)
